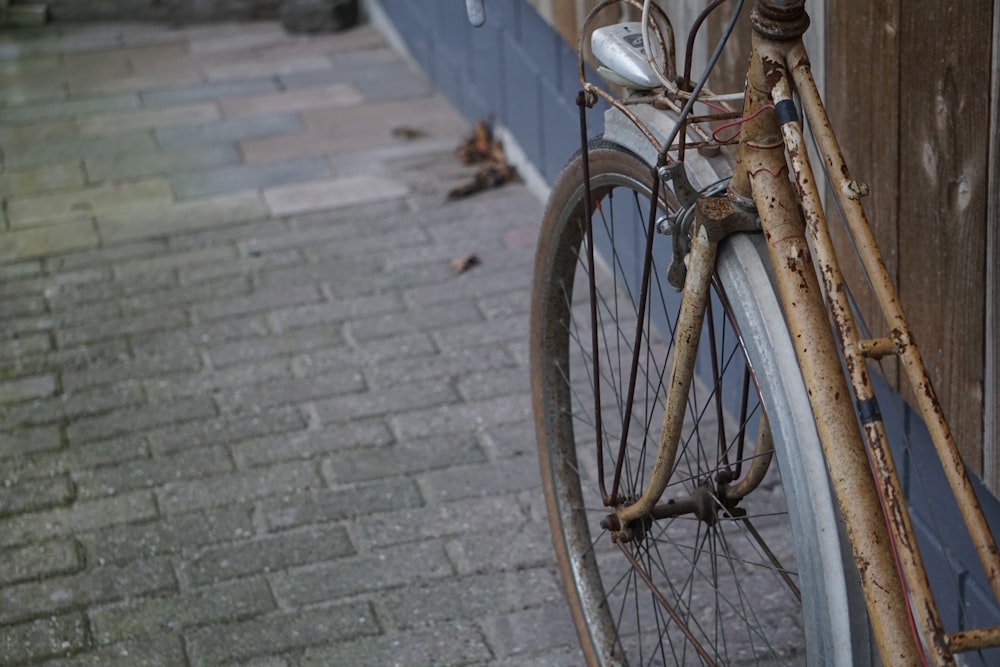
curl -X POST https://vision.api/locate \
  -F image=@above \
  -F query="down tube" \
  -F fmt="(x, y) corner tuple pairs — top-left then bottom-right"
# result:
(733, 33), (924, 667)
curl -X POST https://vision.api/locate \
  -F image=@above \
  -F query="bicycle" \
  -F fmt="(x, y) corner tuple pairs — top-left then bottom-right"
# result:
(467, 0), (1000, 664)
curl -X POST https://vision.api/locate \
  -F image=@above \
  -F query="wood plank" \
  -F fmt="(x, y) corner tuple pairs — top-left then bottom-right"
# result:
(986, 0), (1000, 492)
(897, 1), (990, 473)
(823, 0), (902, 390)
(706, 0), (752, 97)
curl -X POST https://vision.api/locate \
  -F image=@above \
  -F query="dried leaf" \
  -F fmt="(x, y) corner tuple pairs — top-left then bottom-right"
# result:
(449, 115), (520, 199)
(392, 126), (427, 140)
(450, 254), (481, 274)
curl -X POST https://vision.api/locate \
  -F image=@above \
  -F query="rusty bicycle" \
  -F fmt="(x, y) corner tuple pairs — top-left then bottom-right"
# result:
(465, 0), (1000, 665)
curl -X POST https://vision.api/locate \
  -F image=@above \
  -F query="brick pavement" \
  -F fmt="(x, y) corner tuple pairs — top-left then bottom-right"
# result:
(0, 21), (584, 666)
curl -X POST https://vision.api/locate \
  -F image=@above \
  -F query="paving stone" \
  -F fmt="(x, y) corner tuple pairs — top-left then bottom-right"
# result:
(273, 539), (452, 606)
(60, 345), (203, 392)
(184, 522), (353, 586)
(390, 394), (532, 440)
(0, 259), (42, 281)
(97, 190), (268, 244)
(280, 58), (434, 104)
(91, 576), (276, 644)
(260, 477), (424, 531)
(313, 378), (458, 423)
(239, 119), (460, 164)
(85, 143), (243, 183)
(345, 300), (483, 340)
(321, 433), (486, 484)
(0, 613), (89, 664)
(0, 539), (84, 587)
(146, 356), (294, 403)
(449, 521), (554, 576)
(263, 174), (409, 217)
(363, 345), (515, 389)
(184, 602), (380, 666)
(0, 427), (63, 461)
(0, 557), (176, 624)
(116, 276), (251, 315)
(380, 569), (563, 629)
(206, 325), (342, 367)
(296, 331), (437, 369)
(81, 505), (254, 566)
(44, 238), (168, 272)
(256, 26), (386, 59)
(230, 419), (391, 467)
(217, 370), (366, 413)
(0, 161), (86, 197)
(139, 77), (279, 106)
(272, 292), (402, 329)
(363, 493), (529, 549)
(0, 220), (100, 261)
(188, 27), (288, 55)
(192, 283), (322, 321)
(155, 111), (305, 148)
(146, 405), (308, 456)
(2, 294), (47, 321)
(456, 366), (530, 402)
(0, 475), (75, 517)
(77, 102), (221, 135)
(73, 444), (233, 500)
(218, 82), (363, 118)
(0, 438), (149, 494)
(69, 68), (205, 97)
(479, 606), (581, 662)
(0, 78), (67, 106)
(45, 634), (188, 667)
(485, 646), (586, 667)
(56, 307), (190, 347)
(158, 460), (322, 514)
(8, 383), (146, 429)
(66, 397), (218, 446)
(300, 621), (492, 667)
(0, 490), (159, 549)
(404, 265), (535, 307)
(418, 456), (543, 504)
(0, 93), (139, 124)
(204, 55), (333, 81)
(8, 178), (173, 228)
(171, 156), (333, 199)
(0, 373), (56, 403)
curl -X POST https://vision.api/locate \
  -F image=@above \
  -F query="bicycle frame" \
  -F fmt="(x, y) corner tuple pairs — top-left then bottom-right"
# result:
(589, 1), (1000, 664)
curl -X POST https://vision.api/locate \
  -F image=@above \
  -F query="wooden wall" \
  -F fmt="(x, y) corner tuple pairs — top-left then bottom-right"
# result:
(825, 0), (995, 480)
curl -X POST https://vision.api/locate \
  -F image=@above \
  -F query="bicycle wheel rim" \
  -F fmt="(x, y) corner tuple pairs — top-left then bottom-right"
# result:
(530, 141), (868, 666)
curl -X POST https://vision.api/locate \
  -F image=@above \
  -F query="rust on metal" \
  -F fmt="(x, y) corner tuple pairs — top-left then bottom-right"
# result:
(751, 0), (810, 41)
(948, 626), (1000, 653)
(740, 33), (929, 667)
(612, 225), (719, 530)
(787, 36), (1000, 654)
(857, 336), (902, 359)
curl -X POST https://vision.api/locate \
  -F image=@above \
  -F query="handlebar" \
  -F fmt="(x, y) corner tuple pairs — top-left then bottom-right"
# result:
(466, 0), (486, 27)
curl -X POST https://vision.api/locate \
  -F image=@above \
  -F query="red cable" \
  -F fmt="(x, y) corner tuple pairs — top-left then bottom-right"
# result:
(711, 103), (775, 143)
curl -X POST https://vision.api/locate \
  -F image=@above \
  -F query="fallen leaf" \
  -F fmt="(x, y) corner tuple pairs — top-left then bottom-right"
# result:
(392, 126), (427, 140)
(449, 116), (520, 199)
(450, 254), (481, 274)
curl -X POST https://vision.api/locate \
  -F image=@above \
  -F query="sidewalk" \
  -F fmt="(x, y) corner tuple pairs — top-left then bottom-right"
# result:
(0, 20), (582, 666)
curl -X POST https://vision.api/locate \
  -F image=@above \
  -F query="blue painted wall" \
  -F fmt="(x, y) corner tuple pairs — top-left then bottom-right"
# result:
(371, 0), (599, 185)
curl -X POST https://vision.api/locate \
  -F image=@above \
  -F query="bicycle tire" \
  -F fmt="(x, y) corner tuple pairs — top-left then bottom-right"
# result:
(530, 139), (871, 666)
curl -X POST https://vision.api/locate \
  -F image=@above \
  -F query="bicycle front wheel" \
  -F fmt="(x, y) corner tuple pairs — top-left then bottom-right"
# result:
(530, 140), (870, 666)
